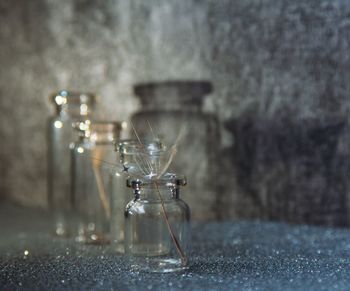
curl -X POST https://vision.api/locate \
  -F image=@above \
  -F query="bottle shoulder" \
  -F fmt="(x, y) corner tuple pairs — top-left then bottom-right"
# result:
(70, 140), (93, 151)
(48, 113), (70, 123)
(125, 198), (190, 216)
(176, 198), (190, 210)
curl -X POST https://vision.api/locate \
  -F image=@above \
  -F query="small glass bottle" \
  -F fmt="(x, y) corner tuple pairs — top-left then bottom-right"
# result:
(117, 140), (166, 177)
(110, 139), (166, 253)
(125, 174), (191, 273)
(71, 120), (121, 244)
(48, 90), (96, 237)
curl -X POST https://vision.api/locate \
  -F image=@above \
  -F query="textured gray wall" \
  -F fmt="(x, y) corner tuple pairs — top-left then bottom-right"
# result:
(1, 0), (350, 225)
(209, 0), (350, 226)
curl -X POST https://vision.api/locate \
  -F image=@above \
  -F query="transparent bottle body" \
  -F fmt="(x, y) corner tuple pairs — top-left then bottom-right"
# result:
(125, 187), (191, 273)
(131, 111), (219, 220)
(48, 113), (80, 237)
(71, 141), (115, 244)
(110, 170), (129, 252)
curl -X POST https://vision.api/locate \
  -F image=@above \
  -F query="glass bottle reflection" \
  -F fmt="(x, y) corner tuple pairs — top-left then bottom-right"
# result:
(71, 120), (121, 244)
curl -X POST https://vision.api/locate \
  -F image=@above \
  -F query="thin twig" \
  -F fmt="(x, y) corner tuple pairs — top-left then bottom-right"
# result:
(91, 148), (111, 219)
(92, 166), (111, 219)
(154, 181), (187, 264)
(130, 121), (142, 145)
(147, 120), (156, 140)
(130, 124), (188, 263)
(90, 156), (123, 173)
(157, 146), (177, 179)
(156, 125), (187, 179)
(133, 155), (149, 177)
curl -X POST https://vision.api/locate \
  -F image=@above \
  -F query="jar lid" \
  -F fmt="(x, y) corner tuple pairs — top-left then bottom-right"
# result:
(49, 90), (97, 107)
(133, 80), (213, 109)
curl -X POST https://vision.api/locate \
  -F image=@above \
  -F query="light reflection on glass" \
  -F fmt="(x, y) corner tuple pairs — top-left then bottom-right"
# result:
(78, 120), (90, 131)
(77, 147), (84, 154)
(80, 104), (88, 115)
(55, 95), (67, 105)
(54, 120), (63, 128)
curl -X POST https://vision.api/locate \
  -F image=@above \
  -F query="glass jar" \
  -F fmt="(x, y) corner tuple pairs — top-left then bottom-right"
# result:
(131, 81), (220, 220)
(110, 139), (166, 253)
(117, 140), (167, 178)
(71, 120), (121, 244)
(124, 174), (190, 273)
(48, 90), (96, 237)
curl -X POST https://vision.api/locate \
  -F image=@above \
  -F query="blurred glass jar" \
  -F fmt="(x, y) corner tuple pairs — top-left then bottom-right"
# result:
(131, 81), (220, 220)
(125, 174), (190, 273)
(71, 120), (121, 244)
(48, 90), (96, 237)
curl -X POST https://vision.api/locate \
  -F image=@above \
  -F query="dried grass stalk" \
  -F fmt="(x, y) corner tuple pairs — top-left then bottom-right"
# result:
(91, 148), (111, 219)
(154, 182), (187, 264)
(133, 121), (188, 264)
(156, 125), (186, 179)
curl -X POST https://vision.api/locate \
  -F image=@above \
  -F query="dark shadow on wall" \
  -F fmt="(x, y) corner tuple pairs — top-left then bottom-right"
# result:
(225, 112), (350, 227)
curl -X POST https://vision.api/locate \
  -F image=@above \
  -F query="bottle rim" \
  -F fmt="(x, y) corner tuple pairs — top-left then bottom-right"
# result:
(127, 173), (187, 189)
(117, 139), (167, 154)
(49, 90), (97, 106)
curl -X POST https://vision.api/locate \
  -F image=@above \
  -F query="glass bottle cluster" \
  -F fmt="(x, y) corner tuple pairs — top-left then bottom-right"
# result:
(47, 90), (191, 273)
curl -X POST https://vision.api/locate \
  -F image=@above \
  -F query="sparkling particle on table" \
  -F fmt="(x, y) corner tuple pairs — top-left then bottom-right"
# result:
(0, 205), (349, 290)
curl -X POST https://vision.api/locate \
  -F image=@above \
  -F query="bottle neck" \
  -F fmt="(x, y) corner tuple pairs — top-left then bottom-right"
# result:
(75, 121), (120, 145)
(51, 91), (96, 117)
(78, 136), (115, 148)
(134, 184), (179, 201)
(119, 152), (135, 165)
(77, 134), (116, 147)
(57, 104), (93, 117)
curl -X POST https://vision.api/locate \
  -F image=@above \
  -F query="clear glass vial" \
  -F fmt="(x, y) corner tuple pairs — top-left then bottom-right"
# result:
(110, 139), (166, 253)
(71, 120), (121, 244)
(125, 174), (191, 273)
(117, 140), (166, 178)
(48, 90), (96, 237)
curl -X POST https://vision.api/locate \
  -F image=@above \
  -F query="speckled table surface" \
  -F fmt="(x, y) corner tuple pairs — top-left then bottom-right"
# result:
(0, 203), (349, 290)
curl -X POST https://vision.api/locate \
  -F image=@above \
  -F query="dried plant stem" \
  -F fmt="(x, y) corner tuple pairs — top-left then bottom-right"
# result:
(156, 125), (186, 179)
(131, 121), (143, 145)
(91, 149), (111, 219)
(92, 166), (111, 219)
(154, 182), (187, 264)
(133, 156), (149, 177)
(147, 120), (157, 140)
(131, 123), (187, 263)
(157, 146), (177, 179)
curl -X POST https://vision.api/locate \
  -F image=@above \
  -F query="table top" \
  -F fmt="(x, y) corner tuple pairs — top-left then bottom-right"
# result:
(0, 202), (349, 290)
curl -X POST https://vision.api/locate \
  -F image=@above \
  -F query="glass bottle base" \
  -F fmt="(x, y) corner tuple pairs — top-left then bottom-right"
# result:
(111, 241), (125, 254)
(54, 223), (71, 238)
(76, 233), (110, 245)
(129, 257), (189, 273)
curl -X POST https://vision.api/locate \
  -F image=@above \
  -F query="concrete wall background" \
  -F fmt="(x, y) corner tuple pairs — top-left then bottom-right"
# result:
(1, 0), (350, 225)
